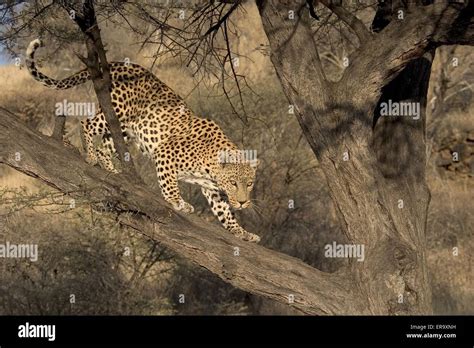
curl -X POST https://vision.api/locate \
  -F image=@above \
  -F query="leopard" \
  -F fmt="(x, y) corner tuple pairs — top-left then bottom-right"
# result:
(26, 39), (260, 243)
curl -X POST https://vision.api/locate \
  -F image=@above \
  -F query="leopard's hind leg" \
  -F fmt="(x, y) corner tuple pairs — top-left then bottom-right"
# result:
(82, 109), (107, 166)
(82, 109), (128, 173)
(96, 133), (119, 173)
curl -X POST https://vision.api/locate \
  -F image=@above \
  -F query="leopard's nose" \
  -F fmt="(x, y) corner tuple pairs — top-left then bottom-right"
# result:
(237, 200), (250, 209)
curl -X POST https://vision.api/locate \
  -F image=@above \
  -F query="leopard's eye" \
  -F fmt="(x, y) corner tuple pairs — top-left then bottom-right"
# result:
(230, 180), (237, 186)
(247, 181), (253, 187)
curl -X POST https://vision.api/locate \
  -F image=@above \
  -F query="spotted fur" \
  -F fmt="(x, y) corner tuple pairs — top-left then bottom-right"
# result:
(26, 39), (260, 243)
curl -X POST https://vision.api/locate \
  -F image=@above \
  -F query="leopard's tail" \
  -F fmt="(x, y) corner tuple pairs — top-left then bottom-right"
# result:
(26, 39), (91, 90)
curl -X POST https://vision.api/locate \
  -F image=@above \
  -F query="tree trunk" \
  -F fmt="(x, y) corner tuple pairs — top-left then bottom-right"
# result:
(309, 79), (433, 314)
(257, 0), (438, 314)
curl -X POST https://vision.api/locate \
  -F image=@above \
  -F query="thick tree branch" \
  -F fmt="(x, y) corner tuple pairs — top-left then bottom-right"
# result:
(257, 0), (328, 90)
(319, 0), (372, 43)
(0, 109), (365, 315)
(257, 0), (331, 150)
(431, 0), (474, 46)
(342, 1), (473, 105)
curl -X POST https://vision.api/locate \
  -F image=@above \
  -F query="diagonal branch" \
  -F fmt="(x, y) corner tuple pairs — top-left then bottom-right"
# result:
(319, 0), (372, 43)
(0, 109), (365, 315)
(203, 1), (240, 37)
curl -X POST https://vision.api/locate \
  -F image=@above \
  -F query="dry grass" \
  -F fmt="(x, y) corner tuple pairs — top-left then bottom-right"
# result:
(426, 176), (474, 314)
(0, 200), (176, 315)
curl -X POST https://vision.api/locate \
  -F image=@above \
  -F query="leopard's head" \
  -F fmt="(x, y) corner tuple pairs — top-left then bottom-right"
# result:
(215, 161), (258, 210)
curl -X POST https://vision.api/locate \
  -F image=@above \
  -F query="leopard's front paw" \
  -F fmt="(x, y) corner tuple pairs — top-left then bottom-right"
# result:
(243, 232), (260, 243)
(173, 200), (194, 214)
(231, 227), (260, 243)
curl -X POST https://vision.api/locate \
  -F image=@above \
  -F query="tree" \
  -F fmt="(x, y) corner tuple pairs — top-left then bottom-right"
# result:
(1, 0), (473, 315)
(256, 0), (473, 314)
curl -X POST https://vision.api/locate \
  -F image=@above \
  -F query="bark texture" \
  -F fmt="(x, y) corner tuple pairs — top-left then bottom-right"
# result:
(256, 0), (473, 314)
